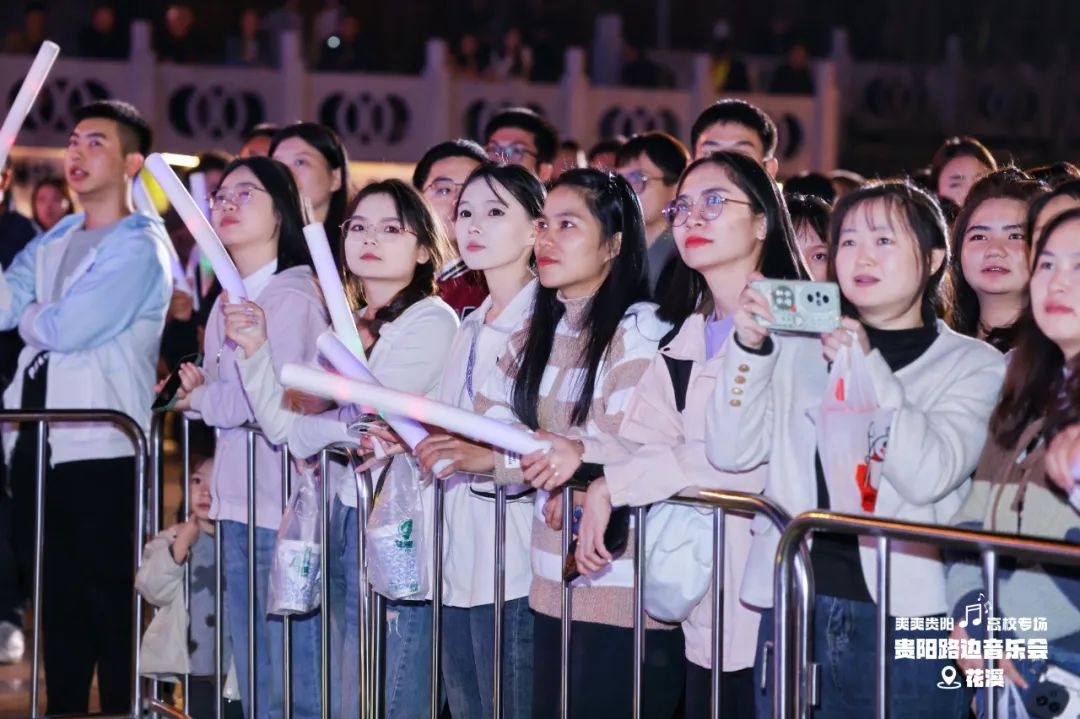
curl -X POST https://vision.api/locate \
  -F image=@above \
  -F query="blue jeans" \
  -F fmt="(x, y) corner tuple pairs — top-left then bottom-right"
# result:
(329, 499), (361, 718)
(385, 599), (435, 718)
(442, 599), (535, 719)
(974, 632), (1080, 718)
(755, 595), (970, 719)
(221, 520), (322, 719)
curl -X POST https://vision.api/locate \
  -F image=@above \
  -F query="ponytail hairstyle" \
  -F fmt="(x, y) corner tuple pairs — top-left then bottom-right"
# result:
(990, 207), (1080, 447)
(270, 122), (350, 248)
(657, 151), (809, 326)
(216, 156), (313, 273)
(341, 180), (449, 345)
(511, 169), (649, 428)
(827, 180), (955, 326)
(949, 168), (1046, 346)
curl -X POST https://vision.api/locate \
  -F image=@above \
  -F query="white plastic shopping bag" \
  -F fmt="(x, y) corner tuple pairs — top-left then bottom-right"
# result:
(366, 454), (429, 600)
(268, 467), (322, 615)
(642, 502), (713, 622)
(815, 343), (894, 513)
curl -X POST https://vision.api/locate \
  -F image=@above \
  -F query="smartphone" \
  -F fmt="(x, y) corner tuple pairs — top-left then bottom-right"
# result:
(152, 353), (202, 413)
(750, 279), (840, 334)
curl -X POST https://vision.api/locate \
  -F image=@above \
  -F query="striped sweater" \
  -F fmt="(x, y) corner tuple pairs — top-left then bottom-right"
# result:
(472, 292), (672, 628)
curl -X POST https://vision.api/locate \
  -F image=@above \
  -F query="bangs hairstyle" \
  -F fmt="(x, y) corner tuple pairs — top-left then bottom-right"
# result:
(689, 99), (778, 159)
(341, 180), (448, 344)
(457, 162), (546, 221)
(1027, 179), (1080, 246)
(787, 192), (832, 244)
(482, 107), (559, 165)
(614, 131), (690, 185)
(216, 157), (313, 274)
(511, 169), (649, 428)
(270, 122), (351, 244)
(658, 151), (809, 325)
(930, 135), (997, 191)
(412, 138), (487, 190)
(990, 207), (1080, 447)
(949, 168), (1046, 344)
(72, 99), (152, 156)
(827, 180), (955, 324)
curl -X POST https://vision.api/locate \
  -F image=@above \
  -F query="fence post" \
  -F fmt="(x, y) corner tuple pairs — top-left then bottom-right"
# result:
(29, 420), (46, 718)
(493, 484), (507, 716)
(246, 430), (257, 718)
(279, 30), (306, 124)
(559, 487), (573, 719)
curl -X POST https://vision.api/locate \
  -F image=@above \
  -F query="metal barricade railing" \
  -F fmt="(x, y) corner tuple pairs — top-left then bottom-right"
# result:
(0, 409), (148, 719)
(774, 511), (1080, 719)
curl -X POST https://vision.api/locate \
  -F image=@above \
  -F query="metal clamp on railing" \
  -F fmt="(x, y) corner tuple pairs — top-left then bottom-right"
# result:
(0, 409), (148, 719)
(774, 511), (1080, 719)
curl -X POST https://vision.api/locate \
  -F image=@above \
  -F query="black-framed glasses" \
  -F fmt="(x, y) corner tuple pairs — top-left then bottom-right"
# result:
(621, 170), (665, 195)
(486, 142), (538, 165)
(424, 178), (465, 200)
(662, 190), (754, 227)
(339, 218), (417, 241)
(207, 186), (269, 210)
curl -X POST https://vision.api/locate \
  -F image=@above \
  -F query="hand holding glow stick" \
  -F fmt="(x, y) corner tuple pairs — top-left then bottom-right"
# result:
(144, 153), (245, 301)
(281, 363), (550, 457)
(303, 198), (366, 363)
(0, 41), (60, 170)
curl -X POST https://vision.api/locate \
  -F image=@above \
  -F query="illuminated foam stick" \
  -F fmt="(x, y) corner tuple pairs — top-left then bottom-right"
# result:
(144, 153), (245, 301)
(316, 332), (450, 473)
(188, 171), (210, 219)
(0, 41), (60, 170)
(304, 215), (366, 363)
(134, 172), (194, 296)
(282, 362), (551, 457)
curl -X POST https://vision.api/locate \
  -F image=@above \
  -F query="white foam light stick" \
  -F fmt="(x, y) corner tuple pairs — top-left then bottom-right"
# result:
(316, 332), (451, 473)
(188, 171), (210, 219)
(133, 173), (194, 296)
(0, 41), (60, 170)
(304, 221), (367, 362)
(282, 363), (550, 457)
(144, 153), (245, 301)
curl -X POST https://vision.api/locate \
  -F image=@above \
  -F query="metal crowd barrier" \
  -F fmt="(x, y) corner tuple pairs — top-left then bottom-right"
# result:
(774, 511), (1080, 719)
(0, 409), (148, 719)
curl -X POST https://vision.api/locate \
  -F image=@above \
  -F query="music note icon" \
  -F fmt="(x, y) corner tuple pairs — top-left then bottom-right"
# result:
(959, 602), (982, 629)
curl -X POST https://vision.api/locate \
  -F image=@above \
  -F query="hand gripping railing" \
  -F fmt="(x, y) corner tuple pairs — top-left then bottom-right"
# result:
(0, 409), (148, 719)
(774, 511), (1080, 718)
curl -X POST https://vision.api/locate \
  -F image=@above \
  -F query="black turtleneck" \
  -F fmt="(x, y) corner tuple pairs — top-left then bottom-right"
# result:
(811, 321), (939, 602)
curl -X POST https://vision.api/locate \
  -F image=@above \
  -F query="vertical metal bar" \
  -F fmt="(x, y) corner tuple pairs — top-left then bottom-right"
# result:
(281, 446), (292, 719)
(356, 467), (374, 719)
(773, 527), (797, 719)
(875, 536), (890, 719)
(148, 415), (163, 706)
(372, 589), (386, 718)
(709, 508), (725, 719)
(319, 450), (331, 719)
(246, 430), (257, 718)
(559, 488), (572, 719)
(795, 550), (817, 717)
(134, 420), (148, 719)
(30, 420), (46, 718)
(182, 417), (191, 712)
(493, 484), (507, 718)
(983, 550), (998, 718)
(215, 511), (224, 719)
(632, 505), (646, 719)
(430, 474), (445, 718)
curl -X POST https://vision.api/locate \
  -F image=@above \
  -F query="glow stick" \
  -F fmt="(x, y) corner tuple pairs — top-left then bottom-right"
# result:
(305, 223), (366, 362)
(282, 363), (550, 456)
(144, 153), (245, 301)
(188, 171), (210, 219)
(316, 332), (451, 473)
(134, 173), (193, 296)
(0, 41), (60, 170)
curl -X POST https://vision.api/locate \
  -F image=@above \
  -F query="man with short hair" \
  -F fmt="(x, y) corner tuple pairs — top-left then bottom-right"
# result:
(238, 122), (279, 158)
(690, 98), (779, 176)
(412, 138), (489, 317)
(483, 107), (559, 182)
(0, 99), (172, 714)
(614, 131), (690, 298)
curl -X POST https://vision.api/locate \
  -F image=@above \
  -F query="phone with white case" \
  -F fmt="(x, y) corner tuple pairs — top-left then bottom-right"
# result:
(750, 279), (841, 334)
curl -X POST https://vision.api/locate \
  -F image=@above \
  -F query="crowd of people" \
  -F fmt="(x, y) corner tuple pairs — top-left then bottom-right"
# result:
(0, 85), (1079, 719)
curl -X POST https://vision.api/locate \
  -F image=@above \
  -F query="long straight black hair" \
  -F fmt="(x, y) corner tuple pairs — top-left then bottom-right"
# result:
(991, 207), (1080, 447)
(270, 122), (350, 250)
(511, 169), (649, 429)
(215, 156), (313, 273)
(657, 151), (809, 325)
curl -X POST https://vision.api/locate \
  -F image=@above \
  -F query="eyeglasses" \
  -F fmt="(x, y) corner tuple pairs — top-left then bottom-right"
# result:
(207, 186), (269, 210)
(486, 143), (538, 165)
(621, 170), (665, 195)
(339, 218), (417, 241)
(423, 178), (465, 200)
(662, 190), (754, 227)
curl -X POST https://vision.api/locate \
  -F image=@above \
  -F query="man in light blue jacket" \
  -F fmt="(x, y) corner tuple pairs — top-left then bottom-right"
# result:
(0, 99), (172, 715)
